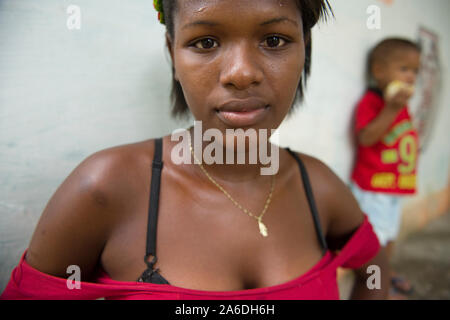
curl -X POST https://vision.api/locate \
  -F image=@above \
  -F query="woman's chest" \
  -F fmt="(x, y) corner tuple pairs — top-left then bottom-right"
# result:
(100, 182), (327, 291)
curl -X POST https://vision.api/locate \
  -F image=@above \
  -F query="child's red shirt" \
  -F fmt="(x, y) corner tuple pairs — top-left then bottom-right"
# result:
(351, 88), (418, 195)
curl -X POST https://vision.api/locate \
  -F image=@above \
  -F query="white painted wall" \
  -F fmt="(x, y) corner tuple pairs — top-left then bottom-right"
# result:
(279, 0), (450, 194)
(1, 0), (449, 291)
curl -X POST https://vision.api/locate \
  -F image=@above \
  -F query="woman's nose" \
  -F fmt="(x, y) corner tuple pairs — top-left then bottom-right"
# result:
(219, 42), (264, 90)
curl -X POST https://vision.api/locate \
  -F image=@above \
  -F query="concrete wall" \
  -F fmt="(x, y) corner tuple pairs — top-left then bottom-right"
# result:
(1, 0), (449, 292)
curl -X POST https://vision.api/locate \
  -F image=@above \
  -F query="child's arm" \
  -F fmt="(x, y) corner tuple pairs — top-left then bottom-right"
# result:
(358, 89), (412, 146)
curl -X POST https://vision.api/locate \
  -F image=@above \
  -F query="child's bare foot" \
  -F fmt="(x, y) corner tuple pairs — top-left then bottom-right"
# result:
(388, 287), (409, 300)
(391, 272), (414, 295)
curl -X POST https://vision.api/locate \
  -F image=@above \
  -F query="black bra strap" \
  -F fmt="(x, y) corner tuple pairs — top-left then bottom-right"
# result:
(285, 148), (328, 254)
(142, 141), (326, 273)
(144, 137), (164, 268)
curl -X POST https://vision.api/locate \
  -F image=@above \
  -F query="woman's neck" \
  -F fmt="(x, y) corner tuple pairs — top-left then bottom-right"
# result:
(185, 126), (279, 184)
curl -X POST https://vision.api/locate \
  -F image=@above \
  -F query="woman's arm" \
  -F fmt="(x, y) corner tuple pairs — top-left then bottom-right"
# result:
(349, 248), (390, 300)
(25, 149), (125, 282)
(299, 154), (389, 299)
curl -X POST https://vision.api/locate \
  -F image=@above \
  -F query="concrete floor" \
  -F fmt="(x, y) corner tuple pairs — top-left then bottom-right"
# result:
(391, 212), (450, 299)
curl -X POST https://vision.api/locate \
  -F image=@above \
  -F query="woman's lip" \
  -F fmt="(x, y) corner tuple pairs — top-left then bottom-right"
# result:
(216, 106), (270, 127)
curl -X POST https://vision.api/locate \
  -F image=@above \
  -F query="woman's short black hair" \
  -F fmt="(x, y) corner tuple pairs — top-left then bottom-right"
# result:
(160, 0), (332, 119)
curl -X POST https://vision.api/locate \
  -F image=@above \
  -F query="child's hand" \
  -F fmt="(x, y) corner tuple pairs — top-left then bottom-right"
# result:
(384, 80), (414, 112)
(385, 88), (412, 111)
(359, 81), (415, 147)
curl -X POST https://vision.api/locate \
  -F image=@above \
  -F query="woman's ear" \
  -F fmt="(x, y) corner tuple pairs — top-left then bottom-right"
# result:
(165, 32), (179, 81)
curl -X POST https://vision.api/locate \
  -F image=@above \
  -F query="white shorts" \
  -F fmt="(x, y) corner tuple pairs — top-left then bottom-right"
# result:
(350, 182), (403, 247)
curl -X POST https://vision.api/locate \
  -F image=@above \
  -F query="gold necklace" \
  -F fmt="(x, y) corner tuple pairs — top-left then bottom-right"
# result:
(188, 139), (275, 237)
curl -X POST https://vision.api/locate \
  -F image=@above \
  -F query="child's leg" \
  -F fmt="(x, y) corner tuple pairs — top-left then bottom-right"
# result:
(384, 200), (414, 295)
(386, 240), (413, 293)
(385, 240), (395, 260)
(349, 183), (412, 297)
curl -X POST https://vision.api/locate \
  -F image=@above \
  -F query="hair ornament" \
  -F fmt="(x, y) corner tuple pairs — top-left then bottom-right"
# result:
(153, 0), (165, 24)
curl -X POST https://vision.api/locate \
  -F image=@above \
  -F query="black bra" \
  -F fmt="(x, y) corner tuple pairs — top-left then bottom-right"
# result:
(137, 137), (328, 284)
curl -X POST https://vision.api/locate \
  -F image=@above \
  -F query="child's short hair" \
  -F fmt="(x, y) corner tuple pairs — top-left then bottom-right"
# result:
(160, 0), (332, 118)
(366, 38), (421, 86)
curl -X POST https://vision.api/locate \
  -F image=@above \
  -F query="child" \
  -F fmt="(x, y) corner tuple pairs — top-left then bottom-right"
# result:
(2, 0), (388, 300)
(350, 38), (421, 298)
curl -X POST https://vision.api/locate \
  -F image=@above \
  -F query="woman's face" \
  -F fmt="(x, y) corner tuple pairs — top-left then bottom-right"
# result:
(167, 0), (305, 135)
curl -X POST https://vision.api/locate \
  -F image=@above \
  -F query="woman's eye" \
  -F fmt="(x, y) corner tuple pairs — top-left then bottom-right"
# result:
(263, 36), (287, 48)
(193, 38), (218, 50)
(191, 36), (289, 50)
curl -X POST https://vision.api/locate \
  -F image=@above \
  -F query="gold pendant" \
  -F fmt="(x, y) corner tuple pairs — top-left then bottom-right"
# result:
(258, 220), (268, 237)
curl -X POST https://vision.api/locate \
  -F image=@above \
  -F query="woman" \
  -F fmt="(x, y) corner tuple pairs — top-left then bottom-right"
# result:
(1, 0), (388, 299)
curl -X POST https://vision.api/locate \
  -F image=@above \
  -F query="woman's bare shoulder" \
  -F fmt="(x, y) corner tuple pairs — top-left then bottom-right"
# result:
(57, 139), (156, 210)
(25, 139), (156, 280)
(289, 151), (365, 250)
